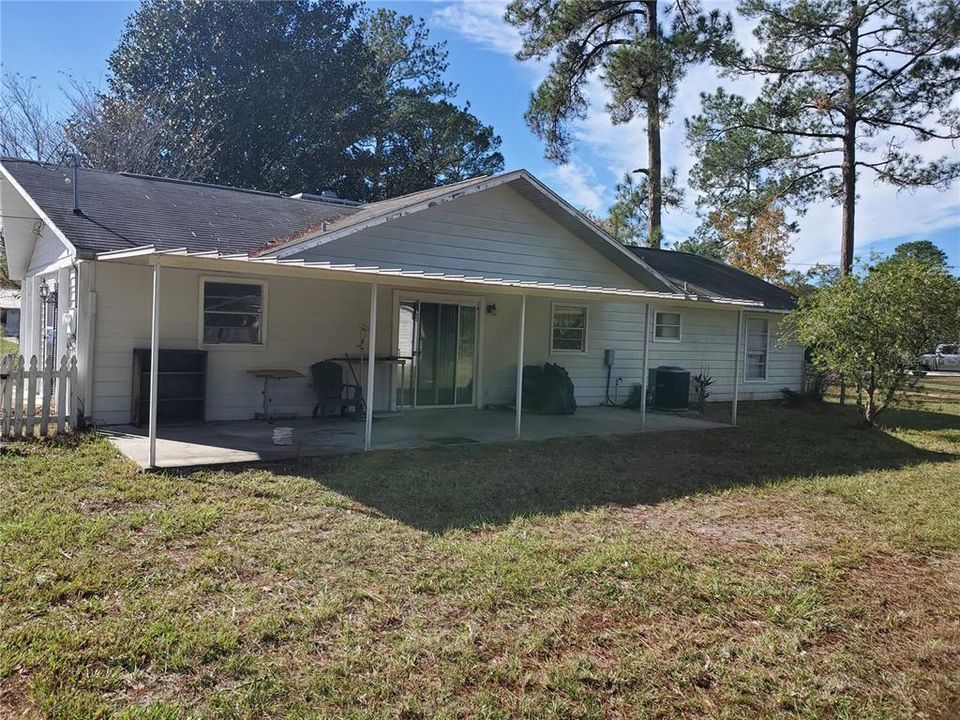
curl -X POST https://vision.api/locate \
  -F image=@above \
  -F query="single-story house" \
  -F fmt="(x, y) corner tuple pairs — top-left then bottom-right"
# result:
(0, 157), (802, 466)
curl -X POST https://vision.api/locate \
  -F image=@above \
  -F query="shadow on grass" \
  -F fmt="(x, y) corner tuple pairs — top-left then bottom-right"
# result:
(881, 405), (960, 432)
(236, 403), (958, 534)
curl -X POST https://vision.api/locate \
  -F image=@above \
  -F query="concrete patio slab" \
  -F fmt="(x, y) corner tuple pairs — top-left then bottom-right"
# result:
(102, 406), (730, 469)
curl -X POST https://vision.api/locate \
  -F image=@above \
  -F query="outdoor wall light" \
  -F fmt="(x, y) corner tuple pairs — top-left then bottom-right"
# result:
(38, 278), (56, 304)
(486, 303), (497, 316)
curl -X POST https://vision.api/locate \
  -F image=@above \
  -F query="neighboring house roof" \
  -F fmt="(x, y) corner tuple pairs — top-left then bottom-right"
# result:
(0, 288), (20, 310)
(0, 157), (362, 257)
(628, 247), (797, 310)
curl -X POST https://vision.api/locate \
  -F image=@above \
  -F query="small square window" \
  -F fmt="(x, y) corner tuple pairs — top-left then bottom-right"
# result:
(202, 280), (265, 345)
(654, 311), (681, 342)
(551, 304), (587, 353)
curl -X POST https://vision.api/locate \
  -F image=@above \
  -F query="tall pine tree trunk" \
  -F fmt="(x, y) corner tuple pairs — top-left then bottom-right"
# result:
(840, 2), (860, 275)
(645, 0), (662, 248)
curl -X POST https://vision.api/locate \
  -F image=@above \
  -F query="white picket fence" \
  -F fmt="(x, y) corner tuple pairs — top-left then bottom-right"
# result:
(0, 354), (80, 438)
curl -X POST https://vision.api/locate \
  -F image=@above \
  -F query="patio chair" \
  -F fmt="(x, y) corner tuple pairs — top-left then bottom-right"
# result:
(310, 361), (361, 421)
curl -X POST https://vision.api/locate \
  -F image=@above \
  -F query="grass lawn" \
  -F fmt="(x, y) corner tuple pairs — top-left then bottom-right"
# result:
(0, 337), (18, 356)
(2, 379), (959, 718)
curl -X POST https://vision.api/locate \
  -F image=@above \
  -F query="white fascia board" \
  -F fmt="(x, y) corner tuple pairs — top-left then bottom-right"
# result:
(0, 161), (77, 261)
(94, 248), (768, 310)
(93, 245), (158, 260)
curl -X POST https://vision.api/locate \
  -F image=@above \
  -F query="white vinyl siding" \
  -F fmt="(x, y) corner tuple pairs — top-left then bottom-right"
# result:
(88, 262), (396, 425)
(86, 262), (805, 424)
(551, 303), (587, 353)
(744, 317), (769, 381)
(653, 311), (681, 342)
(26, 226), (72, 276)
(291, 185), (647, 288)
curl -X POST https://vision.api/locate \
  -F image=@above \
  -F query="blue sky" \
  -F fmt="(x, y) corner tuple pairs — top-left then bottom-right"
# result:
(2, 0), (957, 271)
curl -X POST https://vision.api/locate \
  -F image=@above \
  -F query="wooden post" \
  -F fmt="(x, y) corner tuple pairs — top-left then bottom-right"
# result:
(56, 356), (68, 434)
(732, 311), (744, 426)
(26, 355), (38, 437)
(0, 354), (12, 437)
(514, 294), (526, 440)
(364, 283), (378, 451)
(40, 355), (53, 436)
(69, 356), (79, 430)
(148, 260), (161, 468)
(640, 303), (651, 431)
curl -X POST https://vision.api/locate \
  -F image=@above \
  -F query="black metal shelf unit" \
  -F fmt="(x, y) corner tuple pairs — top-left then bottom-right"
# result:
(132, 349), (208, 426)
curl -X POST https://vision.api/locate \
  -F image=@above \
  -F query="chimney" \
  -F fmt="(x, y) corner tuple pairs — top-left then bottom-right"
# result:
(71, 153), (82, 215)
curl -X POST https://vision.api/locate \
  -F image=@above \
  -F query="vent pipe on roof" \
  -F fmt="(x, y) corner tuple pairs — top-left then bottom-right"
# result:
(71, 153), (82, 215)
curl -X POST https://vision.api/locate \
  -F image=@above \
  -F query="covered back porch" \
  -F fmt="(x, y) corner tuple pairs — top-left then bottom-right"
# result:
(88, 247), (760, 469)
(103, 406), (729, 469)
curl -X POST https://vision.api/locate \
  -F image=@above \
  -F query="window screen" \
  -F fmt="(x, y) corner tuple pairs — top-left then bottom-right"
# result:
(654, 311), (681, 341)
(551, 304), (587, 352)
(203, 281), (264, 344)
(745, 318), (769, 380)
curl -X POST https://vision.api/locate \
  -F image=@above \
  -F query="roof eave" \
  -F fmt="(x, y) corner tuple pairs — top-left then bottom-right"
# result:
(92, 246), (770, 310)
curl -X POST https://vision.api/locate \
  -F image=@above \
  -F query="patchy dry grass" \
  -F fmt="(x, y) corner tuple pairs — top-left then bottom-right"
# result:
(1, 388), (958, 719)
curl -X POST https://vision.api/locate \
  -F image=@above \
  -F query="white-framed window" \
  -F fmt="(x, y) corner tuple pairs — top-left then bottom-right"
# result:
(200, 277), (266, 345)
(550, 303), (588, 353)
(744, 317), (770, 381)
(653, 310), (682, 342)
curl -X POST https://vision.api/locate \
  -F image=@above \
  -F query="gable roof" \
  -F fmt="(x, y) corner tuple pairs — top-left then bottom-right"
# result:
(0, 157), (362, 258)
(628, 247), (797, 310)
(271, 170), (677, 292)
(1, 158), (794, 309)
(0, 159), (676, 293)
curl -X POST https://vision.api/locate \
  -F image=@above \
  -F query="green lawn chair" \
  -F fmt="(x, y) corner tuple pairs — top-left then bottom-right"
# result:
(310, 361), (361, 421)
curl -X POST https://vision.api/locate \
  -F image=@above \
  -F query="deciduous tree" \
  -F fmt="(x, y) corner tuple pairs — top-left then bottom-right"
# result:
(786, 255), (960, 424)
(890, 240), (949, 271)
(0, 73), (66, 162)
(65, 80), (216, 179)
(88, 1), (502, 200)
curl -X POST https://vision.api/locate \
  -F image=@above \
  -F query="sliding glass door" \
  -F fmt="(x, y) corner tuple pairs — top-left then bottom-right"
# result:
(397, 299), (478, 408)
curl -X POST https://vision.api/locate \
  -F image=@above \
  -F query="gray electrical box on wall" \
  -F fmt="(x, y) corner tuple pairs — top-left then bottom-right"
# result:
(604, 349), (616, 367)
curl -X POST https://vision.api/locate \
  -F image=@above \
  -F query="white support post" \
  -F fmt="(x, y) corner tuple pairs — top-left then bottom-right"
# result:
(364, 283), (378, 451)
(514, 294), (526, 440)
(640, 303), (651, 431)
(147, 259), (161, 468)
(732, 310), (744, 426)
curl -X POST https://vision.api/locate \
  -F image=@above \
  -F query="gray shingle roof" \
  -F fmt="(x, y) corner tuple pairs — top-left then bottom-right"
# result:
(0, 158), (362, 257)
(2, 158), (794, 309)
(628, 246), (797, 310)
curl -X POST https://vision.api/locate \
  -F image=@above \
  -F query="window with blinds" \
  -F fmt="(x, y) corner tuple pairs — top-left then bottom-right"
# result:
(202, 279), (265, 345)
(551, 304), (587, 353)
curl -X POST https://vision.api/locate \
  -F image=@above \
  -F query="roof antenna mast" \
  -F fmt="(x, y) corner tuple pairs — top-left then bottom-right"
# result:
(71, 153), (82, 215)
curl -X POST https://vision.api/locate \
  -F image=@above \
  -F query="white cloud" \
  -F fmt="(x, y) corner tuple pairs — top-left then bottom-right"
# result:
(431, 1), (521, 56)
(434, 0), (960, 265)
(792, 182), (960, 266)
(544, 160), (606, 213)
